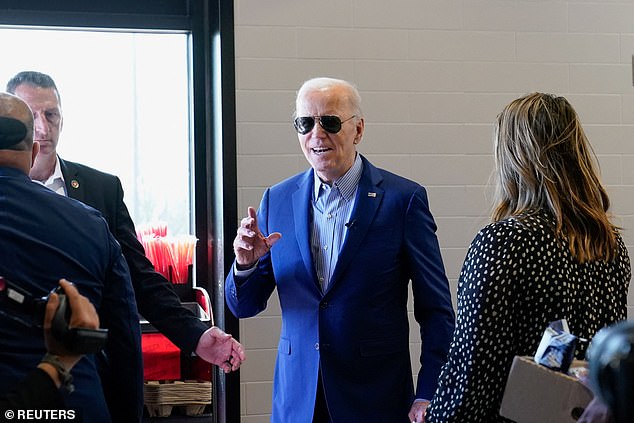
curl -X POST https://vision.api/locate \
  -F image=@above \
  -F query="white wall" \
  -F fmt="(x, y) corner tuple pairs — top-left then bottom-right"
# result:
(233, 1), (634, 421)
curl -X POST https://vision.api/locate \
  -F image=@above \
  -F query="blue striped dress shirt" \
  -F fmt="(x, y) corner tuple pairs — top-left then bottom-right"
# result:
(311, 153), (362, 292)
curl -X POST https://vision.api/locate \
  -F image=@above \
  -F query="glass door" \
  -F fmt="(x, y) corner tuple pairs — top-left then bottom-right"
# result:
(0, 1), (239, 421)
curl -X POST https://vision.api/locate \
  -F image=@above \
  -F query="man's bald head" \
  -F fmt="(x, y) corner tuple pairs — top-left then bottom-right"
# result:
(0, 92), (38, 173)
(0, 92), (34, 151)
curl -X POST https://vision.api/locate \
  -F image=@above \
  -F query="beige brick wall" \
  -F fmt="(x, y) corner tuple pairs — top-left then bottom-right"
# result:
(233, 1), (634, 420)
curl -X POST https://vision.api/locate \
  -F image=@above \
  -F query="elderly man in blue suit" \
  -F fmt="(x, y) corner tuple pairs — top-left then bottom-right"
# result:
(226, 77), (455, 423)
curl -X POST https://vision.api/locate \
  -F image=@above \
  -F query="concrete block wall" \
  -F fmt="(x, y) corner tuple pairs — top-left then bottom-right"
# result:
(233, 1), (634, 420)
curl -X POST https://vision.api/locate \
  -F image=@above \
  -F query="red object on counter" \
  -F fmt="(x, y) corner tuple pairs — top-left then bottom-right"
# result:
(142, 333), (181, 381)
(189, 356), (213, 381)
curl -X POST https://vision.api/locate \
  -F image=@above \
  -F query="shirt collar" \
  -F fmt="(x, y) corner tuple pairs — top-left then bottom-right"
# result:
(313, 153), (363, 201)
(41, 157), (66, 195)
(42, 157), (64, 186)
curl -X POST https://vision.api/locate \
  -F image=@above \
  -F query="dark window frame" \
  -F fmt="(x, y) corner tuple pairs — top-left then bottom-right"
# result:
(0, 1), (239, 422)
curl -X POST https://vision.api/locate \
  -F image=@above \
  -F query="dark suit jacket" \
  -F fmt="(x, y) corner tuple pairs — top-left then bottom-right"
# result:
(0, 369), (65, 412)
(59, 158), (208, 420)
(226, 156), (455, 423)
(0, 166), (141, 423)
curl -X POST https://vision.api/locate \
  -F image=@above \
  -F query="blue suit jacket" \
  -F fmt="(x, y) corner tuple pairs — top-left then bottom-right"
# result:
(226, 156), (455, 423)
(0, 166), (142, 423)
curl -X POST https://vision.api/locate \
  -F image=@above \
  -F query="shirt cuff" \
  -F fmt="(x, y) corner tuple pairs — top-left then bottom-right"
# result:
(233, 261), (257, 278)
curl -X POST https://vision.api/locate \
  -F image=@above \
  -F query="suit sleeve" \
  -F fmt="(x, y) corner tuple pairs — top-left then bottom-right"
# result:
(99, 234), (144, 423)
(225, 256), (277, 318)
(407, 187), (455, 400)
(110, 177), (207, 354)
(225, 189), (277, 318)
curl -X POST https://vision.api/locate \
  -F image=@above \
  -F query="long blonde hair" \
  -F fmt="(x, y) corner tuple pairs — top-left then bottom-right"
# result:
(492, 92), (617, 263)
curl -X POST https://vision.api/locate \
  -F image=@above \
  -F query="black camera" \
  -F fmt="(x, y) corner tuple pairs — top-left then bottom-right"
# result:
(588, 320), (634, 423)
(0, 276), (108, 354)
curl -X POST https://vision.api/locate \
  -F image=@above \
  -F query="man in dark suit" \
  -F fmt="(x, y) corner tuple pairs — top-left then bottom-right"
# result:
(7, 71), (245, 420)
(0, 91), (142, 422)
(226, 77), (455, 422)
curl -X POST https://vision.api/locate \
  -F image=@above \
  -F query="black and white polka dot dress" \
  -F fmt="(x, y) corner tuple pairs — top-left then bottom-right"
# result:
(425, 211), (631, 423)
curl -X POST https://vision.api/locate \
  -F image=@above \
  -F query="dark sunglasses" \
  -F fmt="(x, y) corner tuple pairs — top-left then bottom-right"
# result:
(293, 115), (356, 135)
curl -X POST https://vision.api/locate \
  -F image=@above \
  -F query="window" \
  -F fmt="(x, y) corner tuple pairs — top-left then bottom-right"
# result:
(0, 28), (192, 236)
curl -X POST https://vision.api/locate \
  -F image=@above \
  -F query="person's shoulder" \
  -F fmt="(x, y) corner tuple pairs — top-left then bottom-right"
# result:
(34, 178), (108, 223)
(364, 157), (422, 190)
(476, 218), (519, 239)
(60, 158), (121, 183)
(270, 168), (312, 191)
(377, 168), (420, 188)
(474, 212), (553, 248)
(507, 211), (556, 238)
(60, 189), (108, 220)
(465, 219), (523, 264)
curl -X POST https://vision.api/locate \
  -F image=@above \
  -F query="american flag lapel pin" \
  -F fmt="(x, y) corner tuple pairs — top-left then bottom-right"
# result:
(368, 192), (376, 197)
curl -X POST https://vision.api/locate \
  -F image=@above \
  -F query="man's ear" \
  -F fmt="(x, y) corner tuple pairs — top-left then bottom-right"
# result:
(354, 117), (365, 145)
(31, 141), (40, 167)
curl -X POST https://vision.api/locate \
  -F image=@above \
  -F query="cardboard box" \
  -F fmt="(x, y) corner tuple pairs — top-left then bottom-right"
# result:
(500, 356), (593, 423)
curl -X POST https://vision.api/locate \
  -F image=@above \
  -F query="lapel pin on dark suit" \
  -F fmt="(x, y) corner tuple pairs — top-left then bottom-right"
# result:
(70, 179), (80, 189)
(367, 192), (376, 197)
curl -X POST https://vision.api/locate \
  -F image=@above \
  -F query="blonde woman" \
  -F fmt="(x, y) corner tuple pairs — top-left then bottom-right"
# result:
(425, 93), (631, 423)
